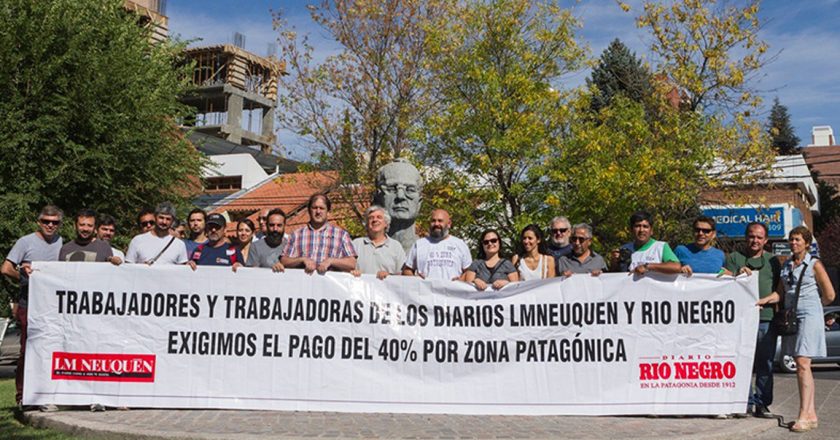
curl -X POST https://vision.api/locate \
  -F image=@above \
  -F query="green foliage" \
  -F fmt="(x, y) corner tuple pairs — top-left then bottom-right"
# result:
(422, 0), (585, 240)
(767, 97), (801, 155)
(0, 378), (84, 438)
(587, 38), (652, 113)
(0, 0), (203, 306)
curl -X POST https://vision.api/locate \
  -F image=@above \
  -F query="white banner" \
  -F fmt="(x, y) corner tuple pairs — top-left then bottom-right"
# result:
(25, 262), (758, 415)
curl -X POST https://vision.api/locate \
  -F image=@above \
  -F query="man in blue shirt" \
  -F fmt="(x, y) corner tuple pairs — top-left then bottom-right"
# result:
(188, 213), (242, 271)
(675, 216), (725, 275)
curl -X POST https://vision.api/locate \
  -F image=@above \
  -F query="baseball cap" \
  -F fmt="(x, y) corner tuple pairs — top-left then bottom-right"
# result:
(206, 213), (226, 228)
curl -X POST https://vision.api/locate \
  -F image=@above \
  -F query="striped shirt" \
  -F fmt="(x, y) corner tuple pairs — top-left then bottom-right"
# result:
(282, 223), (356, 264)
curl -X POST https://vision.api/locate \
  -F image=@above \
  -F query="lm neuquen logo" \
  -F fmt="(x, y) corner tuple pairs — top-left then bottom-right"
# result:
(51, 352), (156, 382)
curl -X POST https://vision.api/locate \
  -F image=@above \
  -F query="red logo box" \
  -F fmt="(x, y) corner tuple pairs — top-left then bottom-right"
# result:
(51, 352), (156, 382)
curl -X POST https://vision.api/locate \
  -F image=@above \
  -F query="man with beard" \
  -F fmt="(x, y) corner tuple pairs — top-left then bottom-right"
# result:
(184, 208), (208, 258)
(96, 214), (125, 261)
(281, 194), (357, 274)
(125, 202), (188, 265)
(247, 208), (288, 272)
(59, 209), (118, 264)
(352, 205), (406, 279)
(188, 213), (242, 271)
(2, 205), (64, 409)
(402, 209), (472, 281)
(614, 210), (680, 275)
(724, 222), (782, 418)
(546, 216), (573, 260)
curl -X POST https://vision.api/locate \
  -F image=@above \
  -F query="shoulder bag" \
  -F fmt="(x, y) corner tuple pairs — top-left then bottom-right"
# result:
(771, 262), (808, 336)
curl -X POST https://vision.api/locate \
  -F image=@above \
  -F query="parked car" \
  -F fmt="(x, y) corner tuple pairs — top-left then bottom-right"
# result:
(774, 305), (840, 373)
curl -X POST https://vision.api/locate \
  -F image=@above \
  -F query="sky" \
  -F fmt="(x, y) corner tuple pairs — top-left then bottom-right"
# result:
(167, 0), (840, 161)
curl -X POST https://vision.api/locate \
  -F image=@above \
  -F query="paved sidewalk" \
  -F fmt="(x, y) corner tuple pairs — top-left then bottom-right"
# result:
(20, 374), (839, 440)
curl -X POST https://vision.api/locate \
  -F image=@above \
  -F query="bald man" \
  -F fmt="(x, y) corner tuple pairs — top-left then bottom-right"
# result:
(402, 209), (472, 281)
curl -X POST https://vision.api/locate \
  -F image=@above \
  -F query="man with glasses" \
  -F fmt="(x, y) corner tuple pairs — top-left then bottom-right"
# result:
(373, 159), (423, 252)
(546, 216), (573, 269)
(185, 208), (208, 258)
(281, 194), (357, 274)
(557, 223), (607, 276)
(255, 208), (270, 240)
(2, 205), (64, 409)
(724, 222), (782, 418)
(125, 202), (188, 265)
(403, 208), (472, 281)
(136, 207), (155, 234)
(675, 216), (725, 276)
(188, 213), (242, 271)
(615, 210), (681, 275)
(247, 208), (288, 271)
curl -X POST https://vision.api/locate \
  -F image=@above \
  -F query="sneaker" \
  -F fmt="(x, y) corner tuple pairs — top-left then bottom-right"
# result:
(39, 404), (59, 412)
(712, 414), (730, 419)
(90, 403), (106, 412)
(754, 405), (776, 418)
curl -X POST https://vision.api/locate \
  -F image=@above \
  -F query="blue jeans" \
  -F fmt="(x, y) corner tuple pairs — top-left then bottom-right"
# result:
(750, 321), (776, 407)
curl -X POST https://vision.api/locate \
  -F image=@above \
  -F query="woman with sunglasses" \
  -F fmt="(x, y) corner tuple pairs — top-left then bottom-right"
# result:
(464, 229), (519, 290)
(237, 219), (257, 265)
(511, 224), (555, 280)
(757, 226), (836, 432)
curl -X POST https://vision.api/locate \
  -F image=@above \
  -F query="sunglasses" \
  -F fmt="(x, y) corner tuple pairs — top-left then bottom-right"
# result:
(570, 236), (589, 243)
(207, 224), (224, 230)
(40, 219), (60, 226)
(551, 228), (569, 234)
(482, 238), (499, 245)
(694, 227), (714, 234)
(140, 220), (155, 227)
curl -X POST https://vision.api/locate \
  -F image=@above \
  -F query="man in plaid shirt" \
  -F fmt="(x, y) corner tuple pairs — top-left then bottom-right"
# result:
(281, 194), (357, 274)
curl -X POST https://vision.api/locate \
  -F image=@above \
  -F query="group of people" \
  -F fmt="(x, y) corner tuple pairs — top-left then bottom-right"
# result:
(2, 197), (836, 432)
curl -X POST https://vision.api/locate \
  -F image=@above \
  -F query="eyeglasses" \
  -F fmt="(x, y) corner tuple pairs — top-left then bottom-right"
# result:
(379, 184), (419, 197)
(482, 238), (499, 245)
(40, 219), (60, 226)
(551, 228), (569, 234)
(570, 236), (589, 243)
(694, 227), (714, 234)
(140, 220), (155, 227)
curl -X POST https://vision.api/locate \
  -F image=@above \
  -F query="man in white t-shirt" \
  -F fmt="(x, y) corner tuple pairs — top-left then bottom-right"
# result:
(125, 202), (188, 265)
(402, 209), (472, 281)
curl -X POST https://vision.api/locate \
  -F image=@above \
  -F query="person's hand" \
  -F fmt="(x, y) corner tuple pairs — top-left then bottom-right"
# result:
(680, 265), (693, 276)
(473, 279), (488, 291)
(590, 269), (602, 277)
(738, 267), (753, 277)
(632, 264), (647, 276)
(108, 256), (122, 266)
(351, 269), (362, 277)
(231, 262), (241, 272)
(492, 279), (509, 290)
(20, 262), (32, 276)
(272, 261), (285, 273)
(376, 270), (389, 280)
(187, 261), (197, 271)
(316, 258), (331, 274)
(562, 270), (573, 277)
(303, 258), (317, 274)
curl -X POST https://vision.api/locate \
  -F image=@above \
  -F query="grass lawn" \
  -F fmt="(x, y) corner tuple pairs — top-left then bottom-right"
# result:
(0, 378), (82, 439)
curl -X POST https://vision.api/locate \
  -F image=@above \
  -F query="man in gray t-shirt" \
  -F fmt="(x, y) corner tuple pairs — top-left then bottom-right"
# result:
(352, 206), (406, 279)
(247, 208), (288, 272)
(1, 205), (64, 405)
(60, 209), (116, 263)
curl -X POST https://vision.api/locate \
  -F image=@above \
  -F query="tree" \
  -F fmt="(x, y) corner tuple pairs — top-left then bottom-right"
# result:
(587, 39), (652, 113)
(0, 0), (203, 305)
(422, 0), (585, 240)
(767, 97), (801, 155)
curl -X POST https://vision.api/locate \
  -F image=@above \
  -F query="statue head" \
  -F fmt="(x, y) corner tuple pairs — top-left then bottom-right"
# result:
(373, 159), (422, 224)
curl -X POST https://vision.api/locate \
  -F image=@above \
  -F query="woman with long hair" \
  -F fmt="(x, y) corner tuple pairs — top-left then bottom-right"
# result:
(757, 226), (835, 432)
(237, 219), (256, 265)
(511, 224), (555, 280)
(464, 229), (519, 290)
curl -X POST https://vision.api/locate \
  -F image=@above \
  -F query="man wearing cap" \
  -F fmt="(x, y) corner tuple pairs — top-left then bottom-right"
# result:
(125, 202), (189, 265)
(188, 213), (243, 270)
